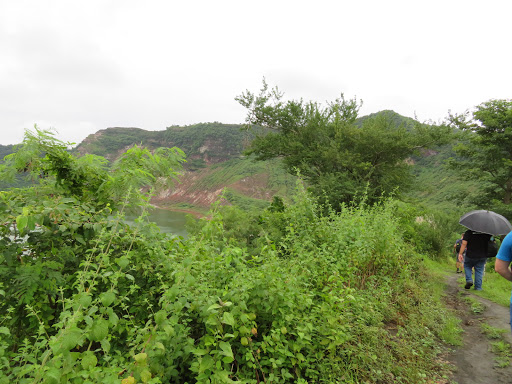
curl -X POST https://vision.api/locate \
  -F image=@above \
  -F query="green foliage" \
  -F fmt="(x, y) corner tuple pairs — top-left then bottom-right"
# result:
(481, 323), (508, 340)
(490, 340), (512, 368)
(463, 296), (485, 314)
(222, 189), (270, 212)
(408, 144), (480, 210)
(0, 144), (33, 190)
(447, 99), (512, 213)
(236, 80), (452, 210)
(383, 199), (462, 260)
(183, 185), (457, 382)
(0, 126), (186, 211)
(1, 186), (456, 382)
(0, 130), (459, 383)
(0, 129), (188, 383)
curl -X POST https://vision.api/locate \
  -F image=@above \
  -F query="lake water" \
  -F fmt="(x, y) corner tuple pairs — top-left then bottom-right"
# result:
(124, 207), (192, 238)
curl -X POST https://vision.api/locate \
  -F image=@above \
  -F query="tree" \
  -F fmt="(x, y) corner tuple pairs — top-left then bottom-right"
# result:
(447, 99), (512, 213)
(236, 81), (451, 209)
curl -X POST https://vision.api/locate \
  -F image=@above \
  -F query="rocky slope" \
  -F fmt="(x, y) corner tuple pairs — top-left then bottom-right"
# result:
(74, 123), (291, 213)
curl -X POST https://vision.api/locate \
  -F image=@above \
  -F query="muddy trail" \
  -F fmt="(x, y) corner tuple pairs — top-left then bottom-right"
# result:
(445, 273), (512, 384)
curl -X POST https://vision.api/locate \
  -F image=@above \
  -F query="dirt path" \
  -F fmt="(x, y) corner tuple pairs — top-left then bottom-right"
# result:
(445, 272), (512, 383)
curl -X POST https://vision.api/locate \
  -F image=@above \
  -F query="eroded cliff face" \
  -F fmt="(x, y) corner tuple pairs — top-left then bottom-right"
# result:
(188, 138), (236, 165)
(75, 130), (105, 156)
(72, 125), (280, 212)
(151, 169), (274, 209)
(152, 170), (225, 208)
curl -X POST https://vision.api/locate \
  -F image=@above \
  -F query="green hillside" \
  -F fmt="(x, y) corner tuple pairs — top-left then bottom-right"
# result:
(355, 109), (418, 130)
(407, 144), (479, 209)
(1, 113), (477, 214)
(74, 123), (256, 169)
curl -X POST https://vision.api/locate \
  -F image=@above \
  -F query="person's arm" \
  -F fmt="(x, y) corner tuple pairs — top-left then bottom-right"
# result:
(458, 240), (467, 262)
(495, 259), (512, 282)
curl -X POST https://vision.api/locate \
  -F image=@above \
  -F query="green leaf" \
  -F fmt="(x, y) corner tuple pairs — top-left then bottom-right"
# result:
(134, 352), (147, 364)
(61, 328), (82, 352)
(100, 291), (116, 307)
(89, 318), (109, 342)
(75, 234), (86, 245)
(27, 216), (36, 230)
(125, 273), (135, 281)
(16, 215), (28, 231)
(222, 355), (234, 364)
(117, 256), (130, 269)
(79, 293), (92, 308)
(107, 309), (119, 327)
(140, 369), (152, 383)
(101, 338), (111, 353)
(222, 312), (235, 327)
(154, 310), (167, 325)
(81, 351), (98, 369)
(0, 327), (10, 336)
(44, 368), (61, 384)
(154, 342), (165, 351)
(219, 341), (234, 359)
(207, 303), (222, 311)
(193, 348), (208, 356)
(199, 355), (214, 373)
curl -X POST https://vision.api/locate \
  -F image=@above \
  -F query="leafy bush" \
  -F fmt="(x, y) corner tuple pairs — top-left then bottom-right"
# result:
(0, 130), (457, 383)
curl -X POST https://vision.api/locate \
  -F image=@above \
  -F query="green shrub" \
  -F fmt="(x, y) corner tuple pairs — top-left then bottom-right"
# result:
(0, 131), (457, 383)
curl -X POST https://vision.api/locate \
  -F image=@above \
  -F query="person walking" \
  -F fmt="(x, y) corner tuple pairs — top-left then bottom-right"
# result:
(454, 233), (465, 273)
(458, 229), (491, 290)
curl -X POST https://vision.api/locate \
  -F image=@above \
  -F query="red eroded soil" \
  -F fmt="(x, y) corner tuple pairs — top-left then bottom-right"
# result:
(151, 169), (274, 211)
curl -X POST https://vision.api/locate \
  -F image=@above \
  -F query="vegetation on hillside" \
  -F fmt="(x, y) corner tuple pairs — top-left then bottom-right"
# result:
(354, 110), (418, 130)
(0, 109), (471, 218)
(75, 123), (254, 168)
(0, 130), (459, 383)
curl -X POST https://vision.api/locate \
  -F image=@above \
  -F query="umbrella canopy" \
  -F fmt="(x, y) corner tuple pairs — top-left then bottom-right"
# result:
(459, 210), (512, 236)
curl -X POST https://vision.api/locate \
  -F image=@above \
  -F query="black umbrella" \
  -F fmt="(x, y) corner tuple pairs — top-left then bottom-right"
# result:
(459, 210), (512, 236)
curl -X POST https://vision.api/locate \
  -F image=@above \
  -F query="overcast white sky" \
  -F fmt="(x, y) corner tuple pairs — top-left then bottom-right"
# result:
(1, 0), (510, 146)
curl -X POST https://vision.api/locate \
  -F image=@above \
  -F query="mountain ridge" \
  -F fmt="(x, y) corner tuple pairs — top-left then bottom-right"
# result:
(1, 111), (466, 214)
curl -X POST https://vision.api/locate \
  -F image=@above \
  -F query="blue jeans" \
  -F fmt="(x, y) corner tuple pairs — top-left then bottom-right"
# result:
(464, 258), (487, 290)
